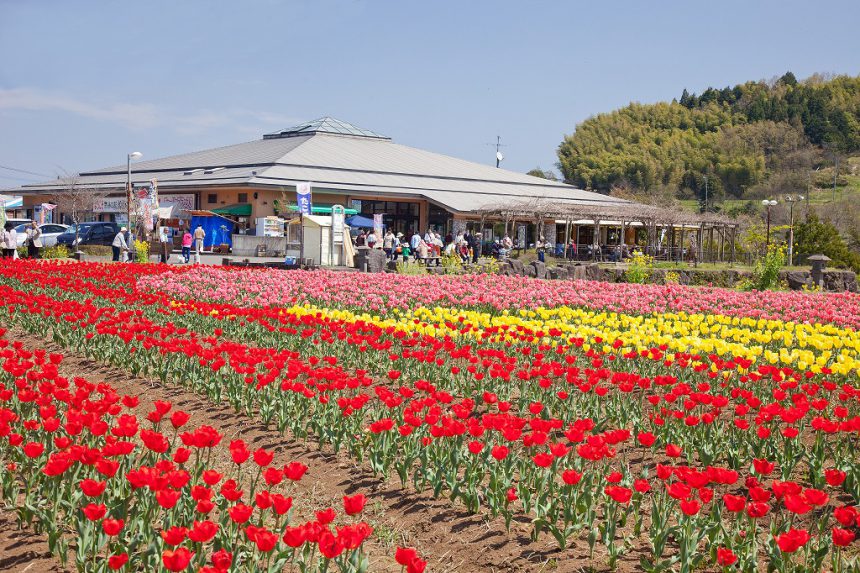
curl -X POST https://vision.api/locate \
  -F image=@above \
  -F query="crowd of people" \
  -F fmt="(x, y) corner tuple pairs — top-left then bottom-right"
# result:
(110, 224), (207, 264)
(353, 228), (520, 264)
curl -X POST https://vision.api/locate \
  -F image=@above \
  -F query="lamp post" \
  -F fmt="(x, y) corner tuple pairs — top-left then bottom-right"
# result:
(762, 199), (777, 250)
(126, 151), (142, 231)
(784, 195), (803, 266)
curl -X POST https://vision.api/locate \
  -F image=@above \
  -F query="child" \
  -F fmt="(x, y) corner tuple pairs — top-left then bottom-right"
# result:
(400, 241), (411, 260)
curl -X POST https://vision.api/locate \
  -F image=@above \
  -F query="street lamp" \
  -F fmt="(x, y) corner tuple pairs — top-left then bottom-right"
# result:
(762, 199), (777, 249)
(784, 195), (803, 266)
(126, 152), (143, 231)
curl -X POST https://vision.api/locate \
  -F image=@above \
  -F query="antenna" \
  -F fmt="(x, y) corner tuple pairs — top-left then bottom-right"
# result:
(486, 135), (507, 168)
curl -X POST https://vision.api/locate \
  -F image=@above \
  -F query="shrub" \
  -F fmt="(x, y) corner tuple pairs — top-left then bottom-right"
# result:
(133, 240), (150, 263)
(441, 253), (462, 275)
(743, 243), (785, 291)
(664, 271), (680, 285)
(43, 245), (70, 259)
(624, 252), (653, 284)
(80, 245), (112, 257)
(395, 260), (426, 275)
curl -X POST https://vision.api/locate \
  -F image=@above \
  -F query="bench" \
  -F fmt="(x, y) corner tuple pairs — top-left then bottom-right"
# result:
(419, 256), (442, 267)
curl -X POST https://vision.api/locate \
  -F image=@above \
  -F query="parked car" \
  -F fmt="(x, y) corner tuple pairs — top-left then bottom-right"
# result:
(14, 223), (69, 248)
(56, 222), (121, 248)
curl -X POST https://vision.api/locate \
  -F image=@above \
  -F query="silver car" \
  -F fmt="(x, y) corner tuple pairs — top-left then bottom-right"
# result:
(15, 223), (69, 248)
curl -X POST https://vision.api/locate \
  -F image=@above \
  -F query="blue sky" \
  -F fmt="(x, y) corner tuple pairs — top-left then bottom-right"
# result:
(1, 0), (859, 187)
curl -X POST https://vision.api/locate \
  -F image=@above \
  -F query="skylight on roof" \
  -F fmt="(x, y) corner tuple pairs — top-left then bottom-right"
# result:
(183, 169), (204, 175)
(204, 167), (225, 174)
(263, 117), (390, 140)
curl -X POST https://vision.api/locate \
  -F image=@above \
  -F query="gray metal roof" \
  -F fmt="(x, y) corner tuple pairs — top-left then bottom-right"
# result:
(15, 117), (631, 214)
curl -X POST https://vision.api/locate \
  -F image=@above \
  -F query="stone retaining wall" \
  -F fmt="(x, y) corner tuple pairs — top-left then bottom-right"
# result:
(496, 260), (858, 293)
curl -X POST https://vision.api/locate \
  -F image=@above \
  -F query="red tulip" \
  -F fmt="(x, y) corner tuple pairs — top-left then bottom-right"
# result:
(343, 494), (367, 515)
(832, 527), (855, 547)
(101, 518), (124, 536)
(395, 547), (419, 566)
(775, 528), (811, 553)
(716, 547), (737, 566)
(82, 503), (106, 521)
(22, 442), (44, 458)
(825, 469), (847, 487)
(79, 479), (106, 497)
(162, 548), (194, 572)
(107, 553), (129, 570)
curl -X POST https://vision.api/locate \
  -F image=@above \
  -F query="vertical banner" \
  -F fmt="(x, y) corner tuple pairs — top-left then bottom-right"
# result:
(0, 199), (6, 228)
(296, 182), (313, 215)
(373, 214), (383, 241)
(149, 179), (159, 210)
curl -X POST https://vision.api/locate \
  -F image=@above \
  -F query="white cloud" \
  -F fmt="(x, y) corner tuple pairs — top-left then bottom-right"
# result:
(0, 87), (160, 130)
(0, 87), (302, 137)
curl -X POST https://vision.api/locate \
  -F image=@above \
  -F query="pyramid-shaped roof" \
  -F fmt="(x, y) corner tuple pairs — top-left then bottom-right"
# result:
(264, 117), (389, 140)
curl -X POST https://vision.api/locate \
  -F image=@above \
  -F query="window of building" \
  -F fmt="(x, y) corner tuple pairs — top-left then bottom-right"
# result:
(238, 193), (248, 203)
(207, 194), (217, 204)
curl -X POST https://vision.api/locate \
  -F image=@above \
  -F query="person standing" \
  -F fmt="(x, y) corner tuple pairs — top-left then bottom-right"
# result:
(366, 229), (378, 249)
(1, 223), (15, 258)
(471, 232), (482, 264)
(26, 222), (43, 259)
(536, 236), (546, 263)
(112, 227), (128, 262)
(181, 229), (193, 263)
(410, 230), (421, 261)
(382, 229), (394, 260)
(158, 224), (171, 264)
(193, 225), (206, 264)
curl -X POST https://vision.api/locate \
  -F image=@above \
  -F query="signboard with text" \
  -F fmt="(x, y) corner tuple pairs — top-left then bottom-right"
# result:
(94, 193), (195, 217)
(296, 182), (313, 215)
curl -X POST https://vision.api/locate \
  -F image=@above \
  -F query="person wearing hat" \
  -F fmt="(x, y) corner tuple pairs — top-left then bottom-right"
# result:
(112, 227), (129, 262)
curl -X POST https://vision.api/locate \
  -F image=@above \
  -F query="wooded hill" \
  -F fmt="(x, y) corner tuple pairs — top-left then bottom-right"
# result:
(556, 73), (860, 207)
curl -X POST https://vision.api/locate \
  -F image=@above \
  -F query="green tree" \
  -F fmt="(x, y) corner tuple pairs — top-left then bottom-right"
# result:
(793, 214), (860, 272)
(526, 167), (558, 181)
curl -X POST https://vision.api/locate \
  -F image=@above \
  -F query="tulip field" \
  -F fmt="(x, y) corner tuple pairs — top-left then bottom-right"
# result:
(0, 260), (858, 572)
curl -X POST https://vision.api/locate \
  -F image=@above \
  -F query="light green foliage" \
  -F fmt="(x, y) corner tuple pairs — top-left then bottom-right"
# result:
(395, 260), (426, 275)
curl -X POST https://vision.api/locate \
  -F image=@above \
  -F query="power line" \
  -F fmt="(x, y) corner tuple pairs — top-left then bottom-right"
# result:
(0, 164), (52, 178)
(0, 174), (41, 183)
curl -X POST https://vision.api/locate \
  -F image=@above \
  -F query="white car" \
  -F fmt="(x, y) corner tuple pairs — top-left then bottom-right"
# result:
(14, 223), (69, 248)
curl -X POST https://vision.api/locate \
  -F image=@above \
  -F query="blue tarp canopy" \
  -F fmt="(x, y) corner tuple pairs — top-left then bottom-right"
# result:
(344, 215), (382, 229)
(190, 213), (236, 249)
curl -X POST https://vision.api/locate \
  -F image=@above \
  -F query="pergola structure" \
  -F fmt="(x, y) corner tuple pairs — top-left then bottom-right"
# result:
(474, 198), (740, 263)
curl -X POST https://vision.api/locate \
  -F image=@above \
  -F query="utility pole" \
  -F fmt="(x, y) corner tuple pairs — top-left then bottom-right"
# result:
(762, 199), (777, 250)
(784, 195), (803, 266)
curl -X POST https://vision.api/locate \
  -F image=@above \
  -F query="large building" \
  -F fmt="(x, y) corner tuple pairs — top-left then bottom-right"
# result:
(12, 117), (633, 241)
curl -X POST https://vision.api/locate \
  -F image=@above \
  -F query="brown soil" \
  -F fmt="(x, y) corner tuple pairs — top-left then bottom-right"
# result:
(1, 326), (691, 573)
(0, 509), (67, 573)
